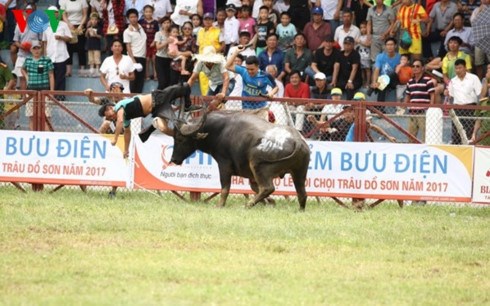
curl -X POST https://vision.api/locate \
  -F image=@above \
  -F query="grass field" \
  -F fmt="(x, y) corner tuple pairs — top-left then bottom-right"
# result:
(0, 187), (489, 305)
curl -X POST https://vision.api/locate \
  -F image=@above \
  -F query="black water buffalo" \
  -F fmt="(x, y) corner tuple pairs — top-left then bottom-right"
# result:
(170, 111), (311, 210)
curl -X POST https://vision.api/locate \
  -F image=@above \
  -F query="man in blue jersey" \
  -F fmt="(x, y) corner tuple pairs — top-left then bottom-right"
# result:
(97, 83), (199, 157)
(226, 46), (278, 110)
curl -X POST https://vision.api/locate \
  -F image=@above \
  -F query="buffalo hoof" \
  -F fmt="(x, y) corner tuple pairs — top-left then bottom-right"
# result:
(245, 201), (255, 209)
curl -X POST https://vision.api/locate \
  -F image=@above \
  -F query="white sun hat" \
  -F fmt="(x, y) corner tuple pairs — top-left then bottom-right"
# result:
(194, 46), (225, 64)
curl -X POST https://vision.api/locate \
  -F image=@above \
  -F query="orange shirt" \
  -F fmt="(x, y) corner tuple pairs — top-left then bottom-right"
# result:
(398, 66), (413, 85)
(397, 4), (427, 40)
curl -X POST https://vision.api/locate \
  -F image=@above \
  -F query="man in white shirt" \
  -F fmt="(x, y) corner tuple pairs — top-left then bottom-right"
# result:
(42, 6), (72, 96)
(145, 0), (173, 21)
(123, 8), (147, 93)
(448, 58), (482, 144)
(100, 40), (135, 93)
(334, 10), (360, 51)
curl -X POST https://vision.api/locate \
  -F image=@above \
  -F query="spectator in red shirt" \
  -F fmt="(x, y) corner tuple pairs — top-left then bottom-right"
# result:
(285, 70), (310, 132)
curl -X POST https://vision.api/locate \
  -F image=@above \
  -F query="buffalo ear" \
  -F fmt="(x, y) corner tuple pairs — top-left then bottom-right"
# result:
(194, 133), (208, 139)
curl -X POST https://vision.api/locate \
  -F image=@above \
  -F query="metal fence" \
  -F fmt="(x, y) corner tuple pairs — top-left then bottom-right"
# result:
(1, 90), (489, 207)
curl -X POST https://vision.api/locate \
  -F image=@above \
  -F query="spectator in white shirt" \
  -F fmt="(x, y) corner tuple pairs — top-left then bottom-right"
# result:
(100, 40), (136, 93)
(123, 8), (147, 93)
(42, 6), (73, 96)
(224, 4), (240, 54)
(448, 58), (482, 144)
(334, 10), (360, 51)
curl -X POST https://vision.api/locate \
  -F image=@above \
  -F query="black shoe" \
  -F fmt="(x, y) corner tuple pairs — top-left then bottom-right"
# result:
(184, 104), (203, 112)
(138, 125), (156, 143)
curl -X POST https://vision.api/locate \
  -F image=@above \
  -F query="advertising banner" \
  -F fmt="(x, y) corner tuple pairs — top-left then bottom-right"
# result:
(0, 131), (129, 186)
(471, 146), (490, 204)
(134, 135), (474, 202)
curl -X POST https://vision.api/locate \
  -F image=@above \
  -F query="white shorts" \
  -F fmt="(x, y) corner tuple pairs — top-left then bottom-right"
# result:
(12, 56), (26, 78)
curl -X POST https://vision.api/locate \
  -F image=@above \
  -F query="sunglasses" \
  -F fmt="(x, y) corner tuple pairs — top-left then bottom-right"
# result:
(412, 64), (422, 68)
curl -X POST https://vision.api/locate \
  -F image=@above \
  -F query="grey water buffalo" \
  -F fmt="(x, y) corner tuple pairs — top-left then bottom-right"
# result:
(170, 111), (311, 210)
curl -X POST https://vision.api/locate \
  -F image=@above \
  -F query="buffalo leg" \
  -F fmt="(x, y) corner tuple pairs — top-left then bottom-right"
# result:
(291, 168), (308, 211)
(218, 169), (232, 208)
(247, 166), (275, 208)
(249, 179), (274, 206)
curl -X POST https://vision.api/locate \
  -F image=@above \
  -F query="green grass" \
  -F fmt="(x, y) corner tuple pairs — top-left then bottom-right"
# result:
(0, 187), (489, 305)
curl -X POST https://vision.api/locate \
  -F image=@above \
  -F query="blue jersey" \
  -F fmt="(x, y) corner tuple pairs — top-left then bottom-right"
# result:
(234, 65), (276, 109)
(374, 52), (401, 76)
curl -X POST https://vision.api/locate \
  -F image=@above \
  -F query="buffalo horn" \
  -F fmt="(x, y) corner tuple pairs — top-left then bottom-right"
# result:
(179, 112), (207, 136)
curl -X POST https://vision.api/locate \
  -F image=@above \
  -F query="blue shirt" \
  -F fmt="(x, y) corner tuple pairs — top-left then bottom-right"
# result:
(258, 49), (285, 75)
(345, 124), (355, 142)
(234, 65), (276, 109)
(374, 52), (401, 76)
(114, 96), (143, 128)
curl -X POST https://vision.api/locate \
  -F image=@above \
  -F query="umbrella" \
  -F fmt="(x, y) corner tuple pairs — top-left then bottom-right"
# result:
(473, 6), (490, 55)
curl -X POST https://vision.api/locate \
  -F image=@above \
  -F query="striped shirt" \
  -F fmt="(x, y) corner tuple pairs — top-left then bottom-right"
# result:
(405, 75), (435, 110)
(397, 4), (427, 40)
(23, 56), (54, 90)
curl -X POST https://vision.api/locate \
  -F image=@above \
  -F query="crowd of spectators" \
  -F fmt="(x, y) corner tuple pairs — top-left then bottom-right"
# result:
(0, 0), (489, 143)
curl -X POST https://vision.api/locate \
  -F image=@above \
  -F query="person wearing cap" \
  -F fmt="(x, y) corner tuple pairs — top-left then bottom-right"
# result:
(224, 4), (240, 54)
(284, 33), (312, 80)
(21, 41), (54, 131)
(12, 2), (41, 91)
(303, 6), (331, 52)
(321, 87), (343, 119)
(344, 91), (396, 142)
(333, 10), (360, 51)
(100, 40), (136, 94)
(441, 36), (472, 85)
(303, 73), (334, 135)
(226, 48), (278, 110)
(197, 11), (224, 95)
(338, 36), (362, 100)
(404, 59), (435, 143)
(123, 8), (147, 94)
(187, 46), (232, 102)
(309, 35), (340, 89)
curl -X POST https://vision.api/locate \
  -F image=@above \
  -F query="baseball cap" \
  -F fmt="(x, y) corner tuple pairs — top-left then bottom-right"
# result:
(353, 92), (366, 100)
(30, 41), (41, 49)
(314, 72), (326, 80)
(311, 7), (323, 15)
(47, 5), (58, 11)
(203, 12), (214, 19)
(325, 35), (334, 42)
(331, 88), (342, 96)
(226, 4), (237, 11)
(344, 36), (355, 44)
